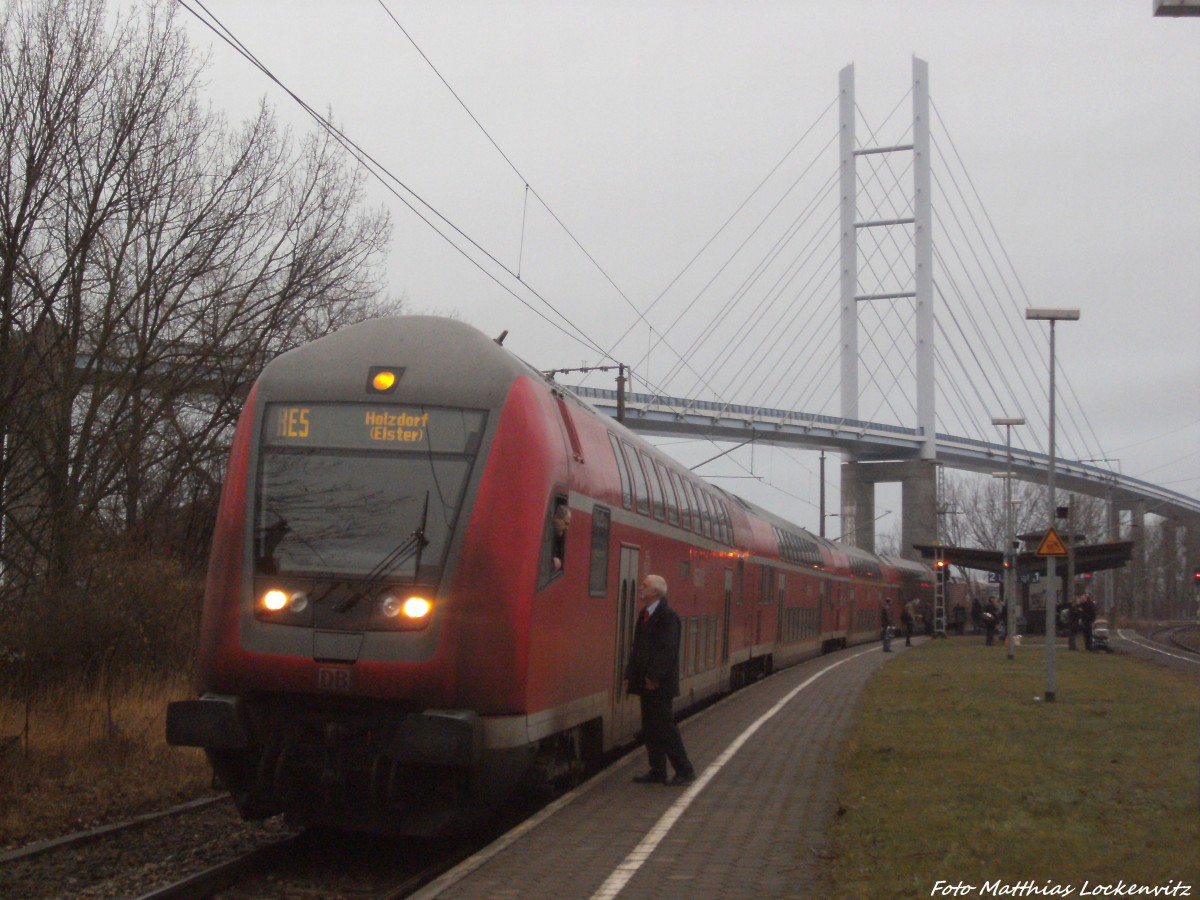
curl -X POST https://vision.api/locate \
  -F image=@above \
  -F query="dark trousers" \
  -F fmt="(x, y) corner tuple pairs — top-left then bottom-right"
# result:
(640, 689), (692, 777)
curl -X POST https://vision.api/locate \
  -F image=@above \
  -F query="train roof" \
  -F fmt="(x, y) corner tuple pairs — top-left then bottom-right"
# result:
(256, 315), (541, 410)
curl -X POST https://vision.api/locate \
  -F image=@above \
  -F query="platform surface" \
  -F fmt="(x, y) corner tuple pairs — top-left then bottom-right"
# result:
(414, 641), (905, 900)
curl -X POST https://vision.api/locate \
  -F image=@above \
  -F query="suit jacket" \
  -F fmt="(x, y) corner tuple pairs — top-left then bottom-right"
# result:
(624, 598), (682, 698)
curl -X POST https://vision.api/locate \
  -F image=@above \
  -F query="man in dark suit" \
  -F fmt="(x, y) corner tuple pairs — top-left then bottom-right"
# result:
(624, 574), (696, 786)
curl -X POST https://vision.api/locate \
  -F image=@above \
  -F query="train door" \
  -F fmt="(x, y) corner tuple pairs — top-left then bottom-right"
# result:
(611, 546), (640, 742)
(776, 572), (786, 644)
(721, 569), (732, 663)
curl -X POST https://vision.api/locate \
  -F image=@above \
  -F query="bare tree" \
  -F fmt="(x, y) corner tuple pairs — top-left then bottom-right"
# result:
(0, 0), (393, 674)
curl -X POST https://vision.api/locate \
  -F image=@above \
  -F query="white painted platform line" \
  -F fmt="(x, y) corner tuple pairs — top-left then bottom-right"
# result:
(1116, 629), (1200, 666)
(590, 647), (876, 900)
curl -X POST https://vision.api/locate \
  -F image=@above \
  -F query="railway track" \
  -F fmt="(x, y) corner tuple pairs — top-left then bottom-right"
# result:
(1, 775), (565, 898)
(0, 795), (295, 899)
(132, 801), (542, 899)
(1158, 623), (1200, 655)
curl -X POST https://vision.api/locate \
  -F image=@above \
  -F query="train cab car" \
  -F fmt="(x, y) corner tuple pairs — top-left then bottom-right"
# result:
(168, 316), (592, 834)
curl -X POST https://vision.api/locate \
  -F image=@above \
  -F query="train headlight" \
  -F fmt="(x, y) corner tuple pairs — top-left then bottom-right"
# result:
(261, 589), (309, 614)
(402, 596), (431, 619)
(263, 589), (288, 612)
(380, 594), (432, 620)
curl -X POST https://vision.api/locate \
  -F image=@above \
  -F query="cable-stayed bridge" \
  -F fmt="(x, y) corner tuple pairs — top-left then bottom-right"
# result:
(554, 59), (1199, 583)
(571, 386), (1200, 523)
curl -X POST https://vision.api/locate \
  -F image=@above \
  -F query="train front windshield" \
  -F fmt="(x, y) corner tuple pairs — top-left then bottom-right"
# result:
(254, 403), (487, 582)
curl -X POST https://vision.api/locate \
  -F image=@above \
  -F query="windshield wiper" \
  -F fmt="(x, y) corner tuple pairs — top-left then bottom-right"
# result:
(335, 493), (431, 615)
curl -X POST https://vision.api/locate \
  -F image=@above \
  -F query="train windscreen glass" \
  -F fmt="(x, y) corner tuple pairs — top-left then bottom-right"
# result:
(254, 403), (487, 580)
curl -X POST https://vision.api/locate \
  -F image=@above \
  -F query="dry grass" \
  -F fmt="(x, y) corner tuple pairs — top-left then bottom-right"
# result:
(0, 675), (213, 848)
(827, 638), (1200, 898)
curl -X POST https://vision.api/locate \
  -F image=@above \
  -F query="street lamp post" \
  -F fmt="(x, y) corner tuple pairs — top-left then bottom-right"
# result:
(992, 416), (1025, 661)
(1025, 307), (1080, 702)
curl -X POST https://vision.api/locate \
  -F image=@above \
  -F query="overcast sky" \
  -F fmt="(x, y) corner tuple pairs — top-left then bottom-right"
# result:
(178, 1), (1200, 541)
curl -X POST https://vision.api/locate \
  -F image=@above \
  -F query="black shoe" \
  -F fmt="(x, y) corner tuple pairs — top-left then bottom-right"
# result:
(633, 771), (667, 784)
(666, 771), (695, 786)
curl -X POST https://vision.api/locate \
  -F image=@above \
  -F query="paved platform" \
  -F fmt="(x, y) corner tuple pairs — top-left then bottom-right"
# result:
(414, 641), (910, 900)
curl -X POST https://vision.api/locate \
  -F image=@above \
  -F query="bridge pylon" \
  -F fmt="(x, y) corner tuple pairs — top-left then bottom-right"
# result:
(839, 57), (935, 461)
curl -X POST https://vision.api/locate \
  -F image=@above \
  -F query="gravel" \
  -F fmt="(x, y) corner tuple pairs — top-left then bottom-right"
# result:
(0, 797), (296, 899)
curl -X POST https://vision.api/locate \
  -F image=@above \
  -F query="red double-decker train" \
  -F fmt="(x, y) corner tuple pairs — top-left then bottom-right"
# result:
(167, 316), (931, 835)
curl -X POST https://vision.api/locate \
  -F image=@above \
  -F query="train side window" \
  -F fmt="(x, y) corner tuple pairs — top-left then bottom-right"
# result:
(608, 433), (632, 509)
(656, 461), (679, 525)
(554, 393), (585, 463)
(682, 480), (698, 535)
(669, 469), (691, 530)
(642, 453), (665, 520)
(537, 495), (570, 589)
(589, 505), (611, 597)
(760, 564), (775, 605)
(622, 441), (650, 516)
(697, 488), (714, 539)
(715, 497), (731, 544)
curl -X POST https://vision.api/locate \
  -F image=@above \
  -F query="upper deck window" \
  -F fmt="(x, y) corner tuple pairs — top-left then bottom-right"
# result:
(622, 440), (651, 516)
(608, 433), (632, 509)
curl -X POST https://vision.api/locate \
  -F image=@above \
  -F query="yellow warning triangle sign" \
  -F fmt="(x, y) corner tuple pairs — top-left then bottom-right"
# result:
(1036, 527), (1069, 557)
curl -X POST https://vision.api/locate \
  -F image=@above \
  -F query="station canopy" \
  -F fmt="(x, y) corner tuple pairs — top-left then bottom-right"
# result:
(912, 539), (1134, 578)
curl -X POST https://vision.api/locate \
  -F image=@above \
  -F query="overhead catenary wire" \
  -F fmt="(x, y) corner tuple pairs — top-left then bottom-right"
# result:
(178, 0), (610, 363)
(179, 0), (822, 495)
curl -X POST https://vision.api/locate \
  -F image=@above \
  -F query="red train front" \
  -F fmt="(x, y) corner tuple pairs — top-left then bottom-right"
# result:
(168, 316), (580, 834)
(167, 315), (930, 835)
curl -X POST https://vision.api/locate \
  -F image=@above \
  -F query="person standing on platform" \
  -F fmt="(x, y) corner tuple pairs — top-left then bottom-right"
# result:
(984, 597), (999, 645)
(901, 599), (917, 647)
(624, 574), (696, 786)
(1067, 596), (1082, 651)
(1080, 593), (1098, 651)
(881, 599), (894, 652)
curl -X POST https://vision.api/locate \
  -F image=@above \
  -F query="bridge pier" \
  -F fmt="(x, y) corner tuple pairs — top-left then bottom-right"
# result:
(840, 460), (938, 561)
(1187, 522), (1200, 619)
(1113, 500), (1147, 619)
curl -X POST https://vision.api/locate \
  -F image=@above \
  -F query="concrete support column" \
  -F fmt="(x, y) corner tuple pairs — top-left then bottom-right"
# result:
(1162, 519), (1180, 618)
(840, 459), (938, 560)
(901, 461), (939, 561)
(1186, 519), (1200, 621)
(840, 461), (875, 552)
(1129, 500), (1147, 618)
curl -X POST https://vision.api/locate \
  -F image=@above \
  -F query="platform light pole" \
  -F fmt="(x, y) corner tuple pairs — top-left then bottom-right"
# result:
(992, 416), (1025, 661)
(1025, 307), (1080, 702)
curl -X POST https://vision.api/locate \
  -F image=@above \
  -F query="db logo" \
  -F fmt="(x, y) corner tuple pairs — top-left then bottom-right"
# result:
(317, 667), (353, 692)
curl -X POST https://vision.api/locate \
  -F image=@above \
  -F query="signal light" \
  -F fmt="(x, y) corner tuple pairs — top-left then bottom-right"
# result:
(1193, 567), (1200, 586)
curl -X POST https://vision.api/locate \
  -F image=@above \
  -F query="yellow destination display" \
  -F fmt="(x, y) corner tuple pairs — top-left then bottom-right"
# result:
(364, 410), (428, 444)
(263, 402), (485, 454)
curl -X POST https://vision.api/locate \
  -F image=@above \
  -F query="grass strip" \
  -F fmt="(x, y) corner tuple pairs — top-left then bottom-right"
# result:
(828, 639), (1200, 898)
